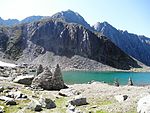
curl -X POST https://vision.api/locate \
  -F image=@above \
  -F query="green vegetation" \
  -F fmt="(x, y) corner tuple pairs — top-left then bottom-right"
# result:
(96, 110), (108, 113)
(0, 99), (31, 113)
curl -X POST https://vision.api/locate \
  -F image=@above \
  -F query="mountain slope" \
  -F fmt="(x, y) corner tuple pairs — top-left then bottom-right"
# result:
(0, 18), (140, 70)
(93, 22), (150, 66)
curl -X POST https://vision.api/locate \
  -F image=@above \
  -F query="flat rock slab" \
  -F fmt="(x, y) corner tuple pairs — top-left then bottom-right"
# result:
(13, 75), (34, 85)
(68, 95), (87, 106)
(59, 88), (80, 97)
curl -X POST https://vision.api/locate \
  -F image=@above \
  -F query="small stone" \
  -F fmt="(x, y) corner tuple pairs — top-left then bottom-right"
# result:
(39, 97), (56, 109)
(28, 99), (42, 111)
(0, 87), (4, 92)
(59, 88), (80, 97)
(5, 100), (17, 105)
(114, 79), (119, 87)
(114, 95), (128, 102)
(68, 95), (87, 106)
(128, 77), (133, 86)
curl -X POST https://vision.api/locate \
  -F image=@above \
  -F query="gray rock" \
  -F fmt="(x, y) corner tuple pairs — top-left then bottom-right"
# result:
(137, 95), (150, 113)
(5, 99), (17, 105)
(39, 97), (56, 109)
(6, 91), (27, 99)
(66, 104), (82, 113)
(52, 64), (65, 90)
(128, 77), (133, 86)
(13, 75), (34, 85)
(28, 99), (42, 111)
(0, 96), (17, 105)
(36, 64), (43, 76)
(31, 67), (53, 90)
(114, 79), (119, 87)
(68, 95), (87, 106)
(59, 88), (80, 97)
(0, 87), (4, 92)
(0, 106), (4, 113)
(114, 95), (128, 102)
(0, 96), (14, 101)
(31, 65), (65, 90)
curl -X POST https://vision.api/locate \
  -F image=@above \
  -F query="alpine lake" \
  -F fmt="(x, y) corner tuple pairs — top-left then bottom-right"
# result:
(63, 71), (150, 85)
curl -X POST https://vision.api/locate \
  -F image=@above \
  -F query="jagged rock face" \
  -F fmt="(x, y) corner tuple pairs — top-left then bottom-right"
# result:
(0, 19), (140, 70)
(0, 29), (9, 52)
(93, 22), (150, 66)
(26, 19), (139, 69)
(31, 65), (65, 90)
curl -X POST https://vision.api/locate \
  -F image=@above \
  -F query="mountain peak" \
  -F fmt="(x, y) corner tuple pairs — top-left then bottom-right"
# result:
(51, 10), (91, 30)
(93, 21), (117, 32)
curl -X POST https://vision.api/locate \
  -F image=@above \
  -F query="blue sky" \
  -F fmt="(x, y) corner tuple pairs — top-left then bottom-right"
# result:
(0, 0), (149, 37)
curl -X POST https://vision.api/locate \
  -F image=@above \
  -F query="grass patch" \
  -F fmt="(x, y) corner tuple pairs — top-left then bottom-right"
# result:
(96, 110), (108, 113)
(97, 100), (112, 106)
(0, 99), (31, 113)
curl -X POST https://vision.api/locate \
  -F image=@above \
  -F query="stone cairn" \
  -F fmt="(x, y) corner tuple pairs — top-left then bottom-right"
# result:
(128, 77), (133, 86)
(31, 64), (65, 90)
(114, 79), (119, 87)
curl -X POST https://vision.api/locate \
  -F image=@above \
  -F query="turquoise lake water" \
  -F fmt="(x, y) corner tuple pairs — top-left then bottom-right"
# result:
(62, 71), (150, 85)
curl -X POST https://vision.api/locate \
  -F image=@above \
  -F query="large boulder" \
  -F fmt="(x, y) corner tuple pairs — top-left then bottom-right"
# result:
(31, 67), (53, 90)
(31, 64), (65, 90)
(13, 75), (34, 85)
(51, 64), (65, 90)
(137, 95), (150, 113)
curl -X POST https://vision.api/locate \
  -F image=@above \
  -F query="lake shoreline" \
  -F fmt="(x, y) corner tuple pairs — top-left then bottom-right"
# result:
(62, 67), (150, 72)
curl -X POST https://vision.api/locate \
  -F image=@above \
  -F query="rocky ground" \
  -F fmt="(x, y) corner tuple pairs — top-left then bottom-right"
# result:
(0, 77), (150, 113)
(0, 61), (150, 113)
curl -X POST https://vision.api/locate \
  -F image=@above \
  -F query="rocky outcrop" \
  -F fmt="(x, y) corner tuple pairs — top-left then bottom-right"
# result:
(137, 95), (150, 113)
(31, 64), (65, 90)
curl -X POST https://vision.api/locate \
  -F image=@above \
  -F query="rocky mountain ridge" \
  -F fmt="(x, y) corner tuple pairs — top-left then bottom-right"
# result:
(0, 16), (44, 26)
(93, 22), (150, 66)
(0, 18), (140, 70)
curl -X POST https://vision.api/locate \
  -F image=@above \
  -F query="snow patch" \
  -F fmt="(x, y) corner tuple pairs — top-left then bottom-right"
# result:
(0, 61), (17, 67)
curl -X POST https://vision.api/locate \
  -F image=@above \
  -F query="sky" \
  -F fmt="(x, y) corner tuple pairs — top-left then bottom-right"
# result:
(0, 0), (149, 37)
